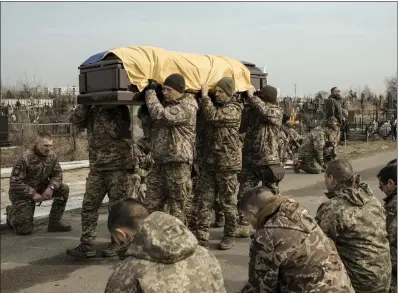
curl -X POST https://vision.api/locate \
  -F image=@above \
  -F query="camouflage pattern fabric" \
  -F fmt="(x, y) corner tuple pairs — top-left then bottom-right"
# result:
(104, 211), (226, 293)
(8, 148), (69, 235)
(80, 170), (132, 245)
(145, 89), (198, 165)
(278, 129), (288, 165)
(316, 182), (392, 293)
(384, 190), (397, 293)
(199, 95), (243, 171)
(282, 124), (301, 160)
(143, 163), (192, 224)
(194, 169), (238, 242)
(7, 184), (69, 235)
(129, 136), (153, 202)
(324, 127), (339, 162)
(249, 198), (354, 292)
(325, 94), (344, 125)
(242, 96), (283, 167)
(69, 105), (134, 171)
(9, 148), (64, 201)
(297, 126), (326, 174)
(237, 165), (285, 199)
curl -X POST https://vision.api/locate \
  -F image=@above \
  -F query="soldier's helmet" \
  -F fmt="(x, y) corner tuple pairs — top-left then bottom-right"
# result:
(325, 116), (338, 128)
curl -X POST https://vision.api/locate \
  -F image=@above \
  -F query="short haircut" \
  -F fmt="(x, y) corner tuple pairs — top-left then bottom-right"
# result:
(387, 159), (397, 166)
(377, 165), (397, 185)
(331, 87), (337, 93)
(238, 186), (276, 212)
(37, 132), (52, 140)
(325, 159), (354, 185)
(108, 198), (149, 233)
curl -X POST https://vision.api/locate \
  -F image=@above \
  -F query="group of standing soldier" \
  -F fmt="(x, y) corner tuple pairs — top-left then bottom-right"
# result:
(5, 74), (396, 292)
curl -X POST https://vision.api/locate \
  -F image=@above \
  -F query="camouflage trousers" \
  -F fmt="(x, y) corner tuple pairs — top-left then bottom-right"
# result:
(389, 273), (396, 293)
(237, 165), (285, 224)
(297, 155), (322, 174)
(143, 163), (192, 224)
(126, 173), (146, 203)
(193, 169), (238, 242)
(7, 183), (69, 235)
(80, 169), (132, 245)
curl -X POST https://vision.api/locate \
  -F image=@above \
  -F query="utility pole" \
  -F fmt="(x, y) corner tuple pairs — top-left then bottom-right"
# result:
(294, 84), (297, 98)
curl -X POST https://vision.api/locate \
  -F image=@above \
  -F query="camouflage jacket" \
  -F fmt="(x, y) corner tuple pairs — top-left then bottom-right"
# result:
(324, 127), (339, 156)
(316, 182), (391, 293)
(243, 97), (283, 167)
(9, 148), (63, 200)
(104, 212), (226, 293)
(298, 126), (325, 165)
(69, 105), (133, 171)
(325, 95), (344, 124)
(282, 124), (301, 147)
(132, 136), (152, 179)
(278, 129), (288, 163)
(145, 90), (198, 164)
(384, 190), (397, 277)
(195, 105), (208, 167)
(249, 199), (354, 292)
(200, 96), (243, 171)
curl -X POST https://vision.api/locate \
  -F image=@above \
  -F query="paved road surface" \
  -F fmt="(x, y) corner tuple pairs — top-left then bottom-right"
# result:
(0, 151), (395, 293)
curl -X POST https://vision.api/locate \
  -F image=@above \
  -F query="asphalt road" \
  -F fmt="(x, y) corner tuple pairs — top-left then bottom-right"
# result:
(0, 150), (395, 293)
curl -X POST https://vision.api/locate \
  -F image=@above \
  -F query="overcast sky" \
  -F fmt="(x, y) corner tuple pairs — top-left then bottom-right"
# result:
(1, 2), (397, 96)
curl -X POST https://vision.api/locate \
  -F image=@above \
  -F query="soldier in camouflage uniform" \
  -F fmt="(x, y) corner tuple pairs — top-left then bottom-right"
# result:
(66, 104), (134, 258)
(377, 164), (397, 293)
(105, 198), (226, 293)
(143, 75), (198, 224)
(282, 114), (302, 161)
(316, 159), (391, 293)
(323, 117), (340, 163)
(236, 85), (285, 238)
(238, 186), (354, 293)
(294, 120), (330, 174)
(189, 103), (224, 232)
(192, 78), (243, 250)
(128, 104), (153, 202)
(6, 132), (71, 235)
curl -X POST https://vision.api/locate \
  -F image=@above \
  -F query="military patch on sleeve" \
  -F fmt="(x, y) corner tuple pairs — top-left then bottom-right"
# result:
(13, 166), (21, 176)
(221, 107), (231, 114)
(170, 106), (181, 115)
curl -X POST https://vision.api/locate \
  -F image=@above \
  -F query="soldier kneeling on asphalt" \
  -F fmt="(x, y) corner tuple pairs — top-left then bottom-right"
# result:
(6, 132), (71, 235)
(104, 198), (227, 293)
(237, 186), (354, 293)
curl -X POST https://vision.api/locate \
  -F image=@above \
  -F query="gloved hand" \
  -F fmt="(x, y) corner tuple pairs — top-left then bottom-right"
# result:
(148, 79), (158, 91)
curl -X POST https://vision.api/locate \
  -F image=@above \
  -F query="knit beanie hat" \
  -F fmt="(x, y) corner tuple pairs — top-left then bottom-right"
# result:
(164, 74), (186, 93)
(258, 85), (278, 104)
(216, 77), (235, 97)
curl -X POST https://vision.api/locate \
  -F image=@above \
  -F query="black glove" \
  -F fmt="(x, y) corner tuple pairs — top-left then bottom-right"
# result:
(148, 79), (158, 91)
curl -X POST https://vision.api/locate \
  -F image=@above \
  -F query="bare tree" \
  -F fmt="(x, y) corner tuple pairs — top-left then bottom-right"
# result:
(385, 73), (397, 100)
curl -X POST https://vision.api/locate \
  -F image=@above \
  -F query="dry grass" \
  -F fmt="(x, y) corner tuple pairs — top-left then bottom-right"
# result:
(338, 140), (397, 160)
(1, 133), (88, 168)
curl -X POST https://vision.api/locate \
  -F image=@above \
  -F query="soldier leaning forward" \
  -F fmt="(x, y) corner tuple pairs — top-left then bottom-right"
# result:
(191, 78), (243, 250)
(142, 74), (198, 225)
(316, 159), (392, 293)
(238, 187), (354, 293)
(66, 104), (134, 258)
(7, 132), (71, 235)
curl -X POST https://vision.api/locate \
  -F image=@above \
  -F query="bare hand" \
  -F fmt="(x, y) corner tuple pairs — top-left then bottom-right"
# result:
(41, 187), (54, 201)
(240, 282), (254, 293)
(32, 193), (43, 203)
(201, 84), (209, 97)
(247, 86), (255, 98)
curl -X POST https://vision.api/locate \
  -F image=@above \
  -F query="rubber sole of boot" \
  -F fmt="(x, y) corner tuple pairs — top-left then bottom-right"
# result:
(66, 249), (96, 258)
(219, 240), (235, 250)
(102, 250), (118, 258)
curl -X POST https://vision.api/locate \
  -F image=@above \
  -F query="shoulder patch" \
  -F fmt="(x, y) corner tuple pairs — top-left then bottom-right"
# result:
(170, 106), (181, 115)
(221, 107), (231, 114)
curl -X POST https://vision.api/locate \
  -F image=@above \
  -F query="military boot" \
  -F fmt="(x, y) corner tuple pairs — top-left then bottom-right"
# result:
(66, 243), (96, 258)
(236, 216), (251, 238)
(48, 220), (72, 232)
(293, 160), (301, 173)
(219, 236), (235, 250)
(103, 242), (121, 258)
(198, 240), (210, 250)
